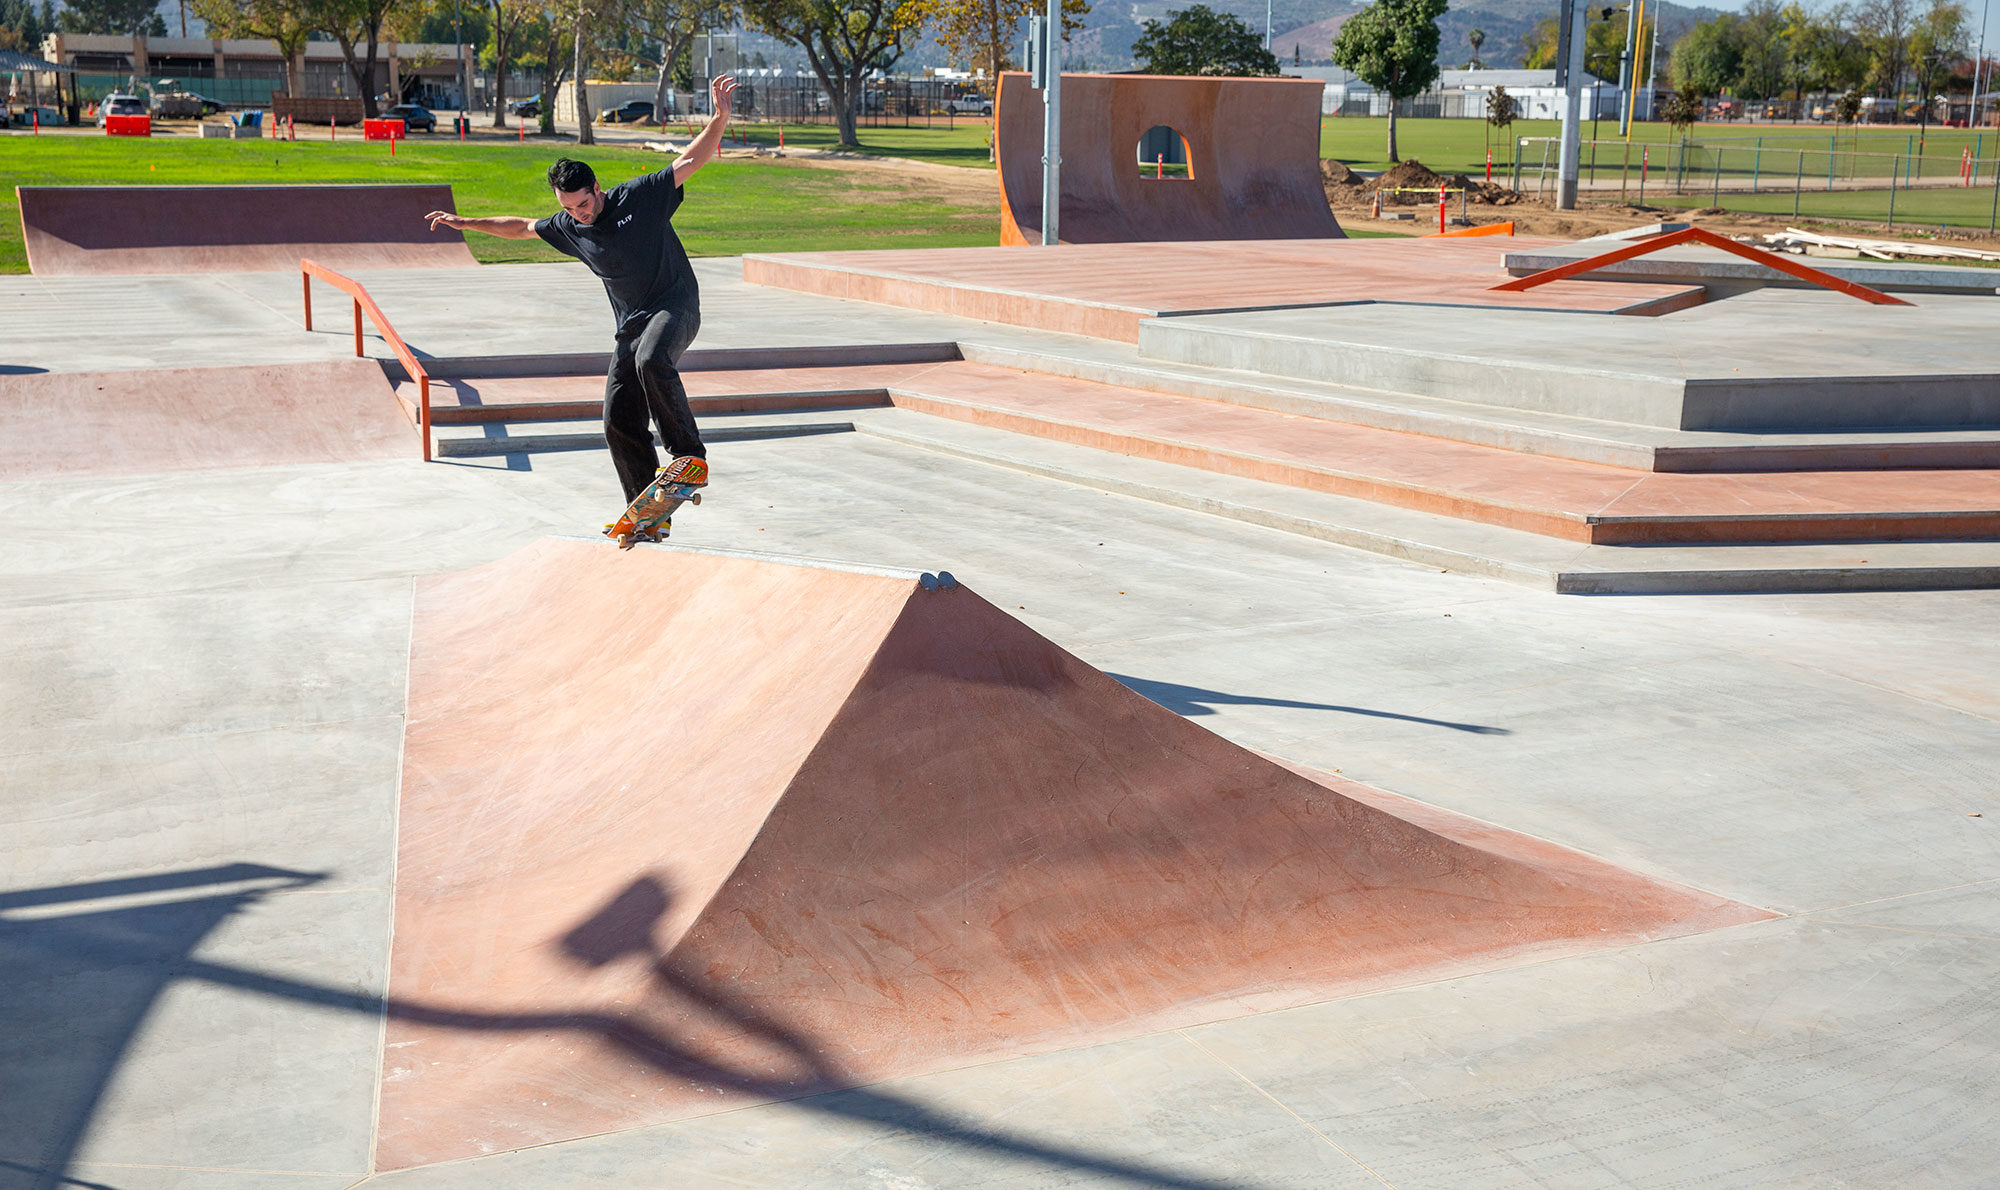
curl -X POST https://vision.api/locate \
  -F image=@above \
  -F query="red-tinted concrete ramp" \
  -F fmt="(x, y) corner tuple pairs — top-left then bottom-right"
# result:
(379, 538), (1770, 1169)
(0, 359), (415, 480)
(16, 185), (475, 275)
(994, 72), (1342, 244)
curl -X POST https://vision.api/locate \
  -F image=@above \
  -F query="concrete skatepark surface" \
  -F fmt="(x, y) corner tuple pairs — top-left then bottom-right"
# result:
(2, 237), (1998, 1187)
(16, 185), (477, 275)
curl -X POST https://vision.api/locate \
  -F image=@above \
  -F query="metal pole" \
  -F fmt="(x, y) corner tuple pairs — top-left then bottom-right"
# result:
(1619, 0), (1640, 137)
(1888, 154), (1899, 228)
(1794, 150), (1803, 219)
(1556, 0), (1588, 208)
(1645, 7), (1661, 119)
(1751, 136), (1761, 192)
(1989, 151), (1998, 230)
(1041, 0), (1061, 246)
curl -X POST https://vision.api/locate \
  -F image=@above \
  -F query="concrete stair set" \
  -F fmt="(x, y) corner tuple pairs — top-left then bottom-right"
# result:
(391, 239), (2000, 595)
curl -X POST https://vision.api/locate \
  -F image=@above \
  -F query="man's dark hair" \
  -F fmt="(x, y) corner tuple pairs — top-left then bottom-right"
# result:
(547, 158), (597, 193)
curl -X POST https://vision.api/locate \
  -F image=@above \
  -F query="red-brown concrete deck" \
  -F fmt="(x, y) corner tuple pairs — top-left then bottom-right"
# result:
(16, 185), (476, 275)
(883, 362), (2000, 545)
(743, 238), (1706, 341)
(0, 360), (414, 481)
(379, 538), (1769, 1169)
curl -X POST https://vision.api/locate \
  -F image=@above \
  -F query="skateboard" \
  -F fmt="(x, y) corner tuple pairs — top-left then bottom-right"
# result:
(605, 456), (708, 549)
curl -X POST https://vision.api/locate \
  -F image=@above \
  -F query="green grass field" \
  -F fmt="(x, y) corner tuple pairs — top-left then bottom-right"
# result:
(1321, 115), (2000, 177)
(728, 121), (997, 168)
(0, 134), (1001, 273)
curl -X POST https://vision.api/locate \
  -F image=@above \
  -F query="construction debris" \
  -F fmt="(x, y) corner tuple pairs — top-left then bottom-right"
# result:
(1761, 227), (2000, 263)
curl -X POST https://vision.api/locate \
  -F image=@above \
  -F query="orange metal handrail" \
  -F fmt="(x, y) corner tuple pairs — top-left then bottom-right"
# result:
(300, 258), (434, 460)
(1489, 225), (1912, 306)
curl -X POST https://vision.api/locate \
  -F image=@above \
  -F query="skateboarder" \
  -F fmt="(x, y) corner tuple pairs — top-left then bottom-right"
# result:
(424, 74), (738, 506)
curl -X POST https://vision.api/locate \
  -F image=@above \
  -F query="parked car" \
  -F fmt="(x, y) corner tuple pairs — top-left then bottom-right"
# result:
(98, 94), (147, 125)
(944, 93), (992, 117)
(153, 90), (225, 118)
(598, 99), (654, 123)
(508, 97), (540, 118)
(385, 103), (438, 132)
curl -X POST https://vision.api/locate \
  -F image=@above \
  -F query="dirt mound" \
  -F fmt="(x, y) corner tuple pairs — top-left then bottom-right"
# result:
(1355, 159), (1521, 206)
(1320, 158), (1365, 187)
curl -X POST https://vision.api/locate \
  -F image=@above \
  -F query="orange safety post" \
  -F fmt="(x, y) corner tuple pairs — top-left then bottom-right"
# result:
(1490, 225), (1913, 305)
(1438, 189), (1447, 233)
(1486, 149), (1492, 183)
(302, 269), (313, 329)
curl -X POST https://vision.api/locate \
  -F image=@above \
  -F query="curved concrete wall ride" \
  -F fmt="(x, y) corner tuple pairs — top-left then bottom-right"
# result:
(377, 537), (1768, 1169)
(994, 71), (1344, 245)
(16, 184), (477, 275)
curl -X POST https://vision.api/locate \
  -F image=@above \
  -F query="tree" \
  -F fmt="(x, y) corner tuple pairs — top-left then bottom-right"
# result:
(483, 0), (543, 125)
(303, 0), (412, 118)
(1669, 13), (1742, 97)
(55, 0), (162, 35)
(1330, 0), (1447, 164)
(1658, 80), (1702, 138)
(193, 0), (314, 97)
(1132, 5), (1278, 76)
(742, 0), (925, 147)
(1853, 0), (1912, 111)
(616, 0), (739, 132)
(1466, 25), (1482, 69)
(0, 0), (55, 50)
(913, 0), (1087, 80)
(1485, 82), (1514, 165)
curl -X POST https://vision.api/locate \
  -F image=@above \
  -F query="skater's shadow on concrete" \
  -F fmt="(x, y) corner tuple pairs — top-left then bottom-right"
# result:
(1112, 673), (1510, 735)
(2, 865), (1257, 1190)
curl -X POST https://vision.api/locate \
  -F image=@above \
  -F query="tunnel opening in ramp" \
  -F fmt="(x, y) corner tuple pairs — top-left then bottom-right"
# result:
(379, 537), (1770, 1169)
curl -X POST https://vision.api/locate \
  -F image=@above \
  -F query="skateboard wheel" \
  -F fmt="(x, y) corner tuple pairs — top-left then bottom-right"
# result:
(689, 493), (701, 505)
(937, 571), (957, 589)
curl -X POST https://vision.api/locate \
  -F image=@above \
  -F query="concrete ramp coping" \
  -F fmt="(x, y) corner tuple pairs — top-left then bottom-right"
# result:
(995, 72), (1343, 245)
(16, 184), (476, 275)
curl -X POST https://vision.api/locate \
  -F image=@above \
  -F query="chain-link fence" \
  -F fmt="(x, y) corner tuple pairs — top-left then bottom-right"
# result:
(1515, 135), (2000, 232)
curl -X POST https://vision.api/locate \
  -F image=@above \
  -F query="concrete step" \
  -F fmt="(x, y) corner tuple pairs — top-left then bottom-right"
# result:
(858, 409), (2000, 595)
(430, 412), (856, 458)
(882, 362), (2000, 546)
(954, 339), (2000, 473)
(1138, 305), (2000, 432)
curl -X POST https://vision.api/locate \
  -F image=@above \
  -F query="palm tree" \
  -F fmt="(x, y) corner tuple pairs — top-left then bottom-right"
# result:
(1468, 27), (1485, 70)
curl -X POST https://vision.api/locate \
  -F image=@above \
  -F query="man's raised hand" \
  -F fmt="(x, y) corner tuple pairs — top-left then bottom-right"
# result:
(711, 75), (737, 120)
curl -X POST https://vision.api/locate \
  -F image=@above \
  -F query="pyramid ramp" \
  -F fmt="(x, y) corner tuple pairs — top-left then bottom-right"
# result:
(379, 538), (1769, 1168)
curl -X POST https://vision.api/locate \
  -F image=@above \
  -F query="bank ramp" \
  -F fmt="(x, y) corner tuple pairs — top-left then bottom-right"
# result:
(16, 184), (476, 275)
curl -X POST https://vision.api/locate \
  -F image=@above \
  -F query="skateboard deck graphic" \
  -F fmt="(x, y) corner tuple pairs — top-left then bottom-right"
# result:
(606, 457), (708, 549)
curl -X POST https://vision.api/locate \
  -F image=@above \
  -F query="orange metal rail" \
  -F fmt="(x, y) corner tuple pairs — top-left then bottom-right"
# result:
(300, 258), (434, 460)
(1429, 222), (1515, 238)
(1489, 225), (1911, 306)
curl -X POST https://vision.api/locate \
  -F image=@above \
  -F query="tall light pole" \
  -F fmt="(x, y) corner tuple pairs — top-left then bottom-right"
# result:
(1043, 0), (1062, 245)
(1556, 0), (1589, 208)
(1617, 0), (1637, 135)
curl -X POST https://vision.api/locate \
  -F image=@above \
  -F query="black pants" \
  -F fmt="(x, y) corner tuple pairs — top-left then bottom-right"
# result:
(605, 306), (705, 504)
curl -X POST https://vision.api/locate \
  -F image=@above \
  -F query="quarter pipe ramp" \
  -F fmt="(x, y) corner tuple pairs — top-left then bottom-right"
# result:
(994, 72), (1344, 245)
(379, 538), (1767, 1168)
(16, 184), (477, 275)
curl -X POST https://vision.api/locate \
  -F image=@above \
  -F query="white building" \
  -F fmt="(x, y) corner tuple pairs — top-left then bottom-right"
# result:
(1291, 66), (1636, 120)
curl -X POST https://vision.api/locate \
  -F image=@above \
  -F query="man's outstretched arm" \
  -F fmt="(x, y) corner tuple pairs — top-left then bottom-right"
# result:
(427, 212), (539, 239)
(671, 75), (738, 188)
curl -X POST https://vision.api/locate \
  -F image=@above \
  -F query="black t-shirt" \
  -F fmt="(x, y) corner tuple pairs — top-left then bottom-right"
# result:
(534, 169), (698, 337)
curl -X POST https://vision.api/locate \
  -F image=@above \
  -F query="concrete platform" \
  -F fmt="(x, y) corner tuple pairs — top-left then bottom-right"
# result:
(1141, 289), (2000, 430)
(744, 238), (1705, 342)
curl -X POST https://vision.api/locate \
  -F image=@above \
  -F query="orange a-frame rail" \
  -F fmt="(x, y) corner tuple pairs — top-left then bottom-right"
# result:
(300, 258), (434, 460)
(1490, 225), (1913, 306)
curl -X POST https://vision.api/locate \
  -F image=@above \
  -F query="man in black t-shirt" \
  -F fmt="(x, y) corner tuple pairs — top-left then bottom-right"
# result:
(426, 75), (738, 506)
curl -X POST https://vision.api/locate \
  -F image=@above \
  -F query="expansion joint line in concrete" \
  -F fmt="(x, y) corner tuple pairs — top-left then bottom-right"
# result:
(1174, 1029), (1399, 1188)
